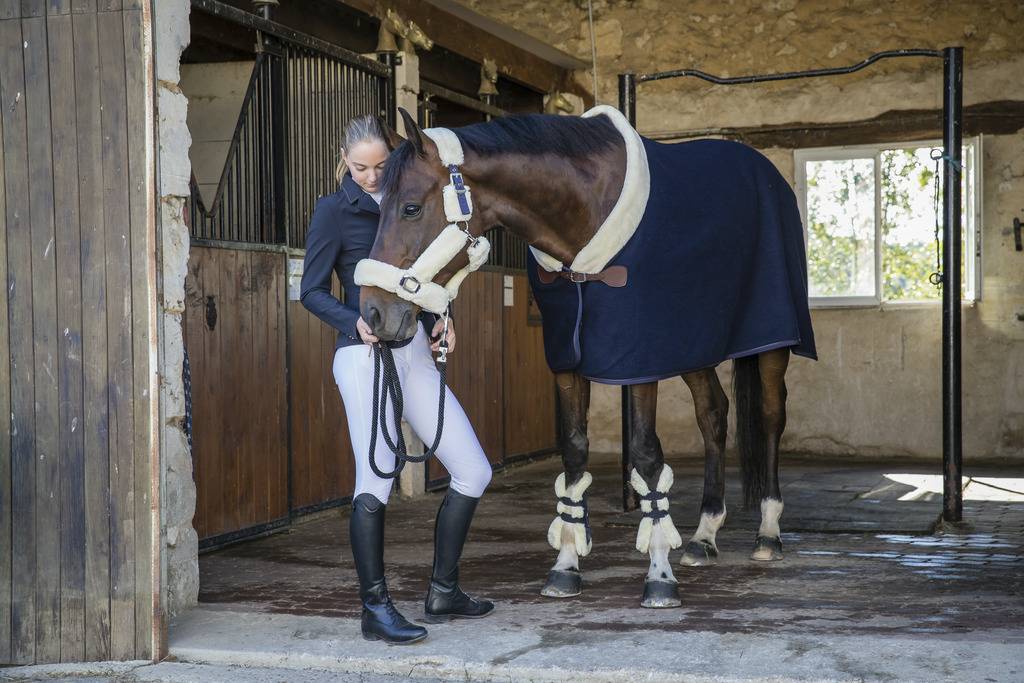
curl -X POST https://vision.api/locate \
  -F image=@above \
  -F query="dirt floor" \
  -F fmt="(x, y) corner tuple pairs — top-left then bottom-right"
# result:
(158, 452), (1024, 682)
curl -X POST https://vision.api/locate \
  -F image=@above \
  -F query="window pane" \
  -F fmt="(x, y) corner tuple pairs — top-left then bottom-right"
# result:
(880, 145), (974, 301)
(805, 158), (876, 297)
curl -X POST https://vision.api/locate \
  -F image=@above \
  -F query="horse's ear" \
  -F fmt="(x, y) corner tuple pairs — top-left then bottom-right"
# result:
(398, 107), (426, 158)
(378, 116), (405, 152)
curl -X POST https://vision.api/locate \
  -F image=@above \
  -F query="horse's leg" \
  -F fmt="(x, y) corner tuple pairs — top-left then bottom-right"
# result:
(541, 371), (592, 598)
(627, 382), (683, 608)
(753, 348), (790, 561)
(679, 368), (729, 567)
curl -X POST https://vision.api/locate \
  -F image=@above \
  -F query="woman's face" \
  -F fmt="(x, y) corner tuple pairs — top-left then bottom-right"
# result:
(344, 139), (389, 194)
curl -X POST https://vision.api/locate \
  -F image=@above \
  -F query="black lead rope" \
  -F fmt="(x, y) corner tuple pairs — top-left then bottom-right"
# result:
(366, 315), (450, 480)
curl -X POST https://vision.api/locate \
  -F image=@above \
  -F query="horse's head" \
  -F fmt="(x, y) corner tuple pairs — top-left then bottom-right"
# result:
(359, 108), (491, 341)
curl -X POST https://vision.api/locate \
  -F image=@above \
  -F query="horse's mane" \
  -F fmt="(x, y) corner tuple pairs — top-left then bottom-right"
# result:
(381, 113), (621, 199)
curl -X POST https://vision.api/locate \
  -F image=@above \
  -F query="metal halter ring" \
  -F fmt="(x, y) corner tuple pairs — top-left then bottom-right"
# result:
(457, 222), (479, 247)
(399, 274), (422, 294)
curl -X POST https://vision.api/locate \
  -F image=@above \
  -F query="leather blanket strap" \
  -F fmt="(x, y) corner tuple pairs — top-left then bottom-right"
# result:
(535, 264), (628, 288)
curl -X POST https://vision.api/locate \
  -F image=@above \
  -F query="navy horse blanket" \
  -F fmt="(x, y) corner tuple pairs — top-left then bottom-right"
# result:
(527, 136), (817, 384)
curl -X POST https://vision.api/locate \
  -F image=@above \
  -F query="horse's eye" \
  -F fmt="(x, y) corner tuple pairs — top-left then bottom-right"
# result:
(402, 203), (422, 218)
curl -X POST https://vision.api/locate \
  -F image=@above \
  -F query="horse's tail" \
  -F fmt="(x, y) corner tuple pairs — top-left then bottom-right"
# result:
(733, 355), (766, 509)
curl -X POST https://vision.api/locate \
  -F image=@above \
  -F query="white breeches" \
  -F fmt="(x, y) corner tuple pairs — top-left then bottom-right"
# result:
(333, 325), (492, 504)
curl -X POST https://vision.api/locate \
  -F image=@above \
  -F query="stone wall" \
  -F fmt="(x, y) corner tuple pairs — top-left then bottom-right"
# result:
(458, 0), (1024, 460)
(154, 0), (197, 618)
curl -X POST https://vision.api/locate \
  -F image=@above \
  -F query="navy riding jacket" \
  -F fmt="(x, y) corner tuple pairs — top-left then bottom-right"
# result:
(299, 174), (435, 351)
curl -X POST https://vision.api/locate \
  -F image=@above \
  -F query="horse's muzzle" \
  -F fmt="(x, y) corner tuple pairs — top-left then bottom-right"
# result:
(360, 286), (420, 342)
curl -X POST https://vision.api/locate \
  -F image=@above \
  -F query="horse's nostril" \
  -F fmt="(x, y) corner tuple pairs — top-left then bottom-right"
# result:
(367, 305), (382, 332)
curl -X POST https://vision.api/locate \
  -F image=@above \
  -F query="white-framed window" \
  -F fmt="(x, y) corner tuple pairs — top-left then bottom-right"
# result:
(794, 137), (982, 307)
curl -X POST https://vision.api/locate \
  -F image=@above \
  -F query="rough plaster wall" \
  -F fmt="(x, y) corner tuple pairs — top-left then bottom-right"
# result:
(460, 0), (1024, 460)
(154, 0), (197, 617)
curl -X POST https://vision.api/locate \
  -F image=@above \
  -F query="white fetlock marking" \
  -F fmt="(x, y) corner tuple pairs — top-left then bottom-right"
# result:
(692, 508), (727, 550)
(646, 523), (677, 584)
(552, 526), (580, 572)
(546, 472), (593, 557)
(759, 498), (784, 538)
(630, 465), (683, 554)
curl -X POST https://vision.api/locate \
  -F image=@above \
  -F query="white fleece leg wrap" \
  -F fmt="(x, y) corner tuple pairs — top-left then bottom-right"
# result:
(631, 466), (683, 554)
(547, 472), (593, 557)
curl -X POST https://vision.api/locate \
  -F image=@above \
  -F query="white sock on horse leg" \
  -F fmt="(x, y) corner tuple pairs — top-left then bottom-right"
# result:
(692, 507), (727, 549)
(553, 525), (580, 572)
(646, 524), (677, 583)
(758, 498), (784, 538)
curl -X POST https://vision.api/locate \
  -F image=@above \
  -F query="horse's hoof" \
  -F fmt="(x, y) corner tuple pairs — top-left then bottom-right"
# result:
(680, 539), (718, 567)
(641, 580), (681, 608)
(541, 569), (582, 598)
(751, 535), (783, 562)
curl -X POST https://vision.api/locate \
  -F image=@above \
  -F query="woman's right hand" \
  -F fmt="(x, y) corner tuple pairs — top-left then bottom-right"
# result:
(356, 316), (379, 344)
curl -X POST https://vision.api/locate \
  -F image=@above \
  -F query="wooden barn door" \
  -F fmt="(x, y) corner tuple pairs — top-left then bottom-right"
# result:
(0, 0), (160, 665)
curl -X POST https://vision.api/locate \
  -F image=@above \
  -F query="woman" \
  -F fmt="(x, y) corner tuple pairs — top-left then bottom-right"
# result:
(300, 115), (494, 645)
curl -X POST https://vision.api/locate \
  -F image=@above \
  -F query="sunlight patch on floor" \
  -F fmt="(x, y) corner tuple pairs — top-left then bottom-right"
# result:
(883, 474), (1024, 502)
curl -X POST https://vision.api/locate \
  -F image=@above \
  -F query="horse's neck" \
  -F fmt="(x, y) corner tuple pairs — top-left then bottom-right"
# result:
(474, 145), (626, 267)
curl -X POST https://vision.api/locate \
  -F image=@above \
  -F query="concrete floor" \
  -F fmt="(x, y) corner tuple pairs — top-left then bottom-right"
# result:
(176, 453), (1024, 682)
(7, 453), (1021, 682)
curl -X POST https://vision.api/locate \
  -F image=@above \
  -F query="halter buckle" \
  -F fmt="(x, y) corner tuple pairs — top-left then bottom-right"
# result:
(568, 270), (587, 284)
(399, 275), (422, 294)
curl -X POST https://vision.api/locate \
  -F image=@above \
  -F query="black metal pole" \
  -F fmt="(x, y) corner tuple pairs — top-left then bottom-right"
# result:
(941, 46), (964, 523)
(619, 72), (638, 512)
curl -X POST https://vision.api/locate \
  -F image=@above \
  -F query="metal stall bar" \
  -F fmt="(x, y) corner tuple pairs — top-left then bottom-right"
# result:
(941, 47), (964, 524)
(618, 49), (964, 521)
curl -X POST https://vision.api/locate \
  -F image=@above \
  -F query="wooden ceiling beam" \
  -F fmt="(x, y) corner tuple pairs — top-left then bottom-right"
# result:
(335, 0), (590, 104)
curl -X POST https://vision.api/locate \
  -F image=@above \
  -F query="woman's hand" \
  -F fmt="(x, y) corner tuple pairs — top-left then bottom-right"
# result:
(430, 318), (456, 354)
(356, 317), (379, 344)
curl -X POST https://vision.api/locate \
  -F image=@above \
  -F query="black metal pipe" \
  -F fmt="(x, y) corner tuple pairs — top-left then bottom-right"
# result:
(639, 48), (942, 84)
(942, 46), (964, 523)
(618, 71), (639, 512)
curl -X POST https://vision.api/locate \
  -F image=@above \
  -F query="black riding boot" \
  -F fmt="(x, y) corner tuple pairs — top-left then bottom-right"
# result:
(350, 493), (427, 644)
(424, 489), (495, 621)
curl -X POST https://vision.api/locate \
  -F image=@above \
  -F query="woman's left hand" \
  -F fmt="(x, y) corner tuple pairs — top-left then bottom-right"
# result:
(430, 318), (456, 354)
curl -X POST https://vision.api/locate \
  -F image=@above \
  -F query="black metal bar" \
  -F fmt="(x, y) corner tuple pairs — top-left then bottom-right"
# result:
(198, 516), (291, 553)
(639, 48), (942, 84)
(191, 0), (390, 77)
(378, 52), (396, 123)
(419, 80), (507, 118)
(618, 71), (639, 512)
(271, 49), (288, 245)
(942, 46), (964, 523)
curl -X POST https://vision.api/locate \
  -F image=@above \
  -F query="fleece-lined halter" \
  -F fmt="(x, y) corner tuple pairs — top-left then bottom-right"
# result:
(353, 128), (491, 316)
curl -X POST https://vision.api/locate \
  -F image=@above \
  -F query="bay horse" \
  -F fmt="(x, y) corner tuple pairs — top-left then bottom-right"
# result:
(357, 106), (816, 608)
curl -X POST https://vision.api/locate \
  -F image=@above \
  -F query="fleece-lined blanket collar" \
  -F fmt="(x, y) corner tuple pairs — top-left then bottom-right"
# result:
(529, 105), (651, 275)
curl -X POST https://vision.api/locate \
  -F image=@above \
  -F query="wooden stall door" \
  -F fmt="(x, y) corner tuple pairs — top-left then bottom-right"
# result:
(286, 278), (356, 515)
(503, 274), (557, 459)
(428, 271), (505, 486)
(185, 246), (288, 544)
(0, 0), (158, 664)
